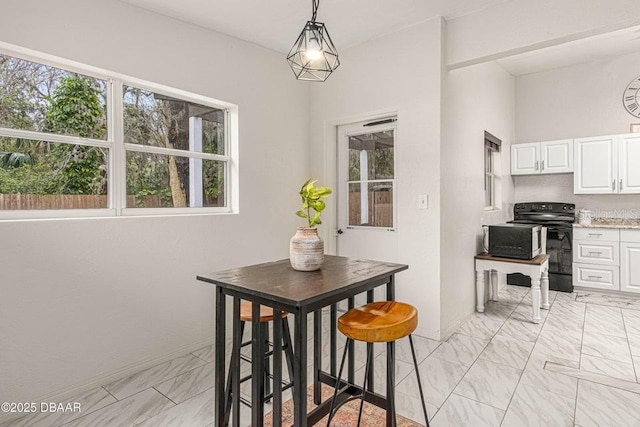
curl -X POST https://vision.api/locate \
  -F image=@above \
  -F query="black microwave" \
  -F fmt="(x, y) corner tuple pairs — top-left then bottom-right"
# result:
(488, 224), (542, 259)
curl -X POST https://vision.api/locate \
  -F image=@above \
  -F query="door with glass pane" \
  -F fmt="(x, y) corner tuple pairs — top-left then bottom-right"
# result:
(336, 119), (398, 264)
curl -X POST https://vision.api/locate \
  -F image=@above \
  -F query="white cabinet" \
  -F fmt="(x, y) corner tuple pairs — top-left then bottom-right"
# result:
(574, 228), (640, 294)
(574, 134), (640, 195)
(573, 227), (620, 291)
(511, 140), (573, 176)
(511, 143), (539, 175)
(621, 230), (640, 294)
(574, 135), (617, 194)
(541, 140), (573, 174)
(573, 263), (620, 291)
(574, 240), (619, 266)
(619, 134), (640, 194)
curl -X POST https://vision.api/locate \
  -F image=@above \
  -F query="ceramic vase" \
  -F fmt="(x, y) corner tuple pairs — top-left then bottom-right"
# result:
(290, 227), (324, 271)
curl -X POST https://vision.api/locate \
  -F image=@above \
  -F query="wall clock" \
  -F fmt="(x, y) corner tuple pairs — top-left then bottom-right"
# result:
(624, 76), (640, 118)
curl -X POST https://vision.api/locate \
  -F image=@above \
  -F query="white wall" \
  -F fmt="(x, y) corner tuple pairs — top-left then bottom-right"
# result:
(440, 61), (515, 338)
(514, 50), (640, 214)
(308, 19), (444, 339)
(446, 0), (640, 67)
(0, 0), (309, 404)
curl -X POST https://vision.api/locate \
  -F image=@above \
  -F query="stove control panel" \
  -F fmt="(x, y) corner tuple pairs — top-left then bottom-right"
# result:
(514, 202), (575, 214)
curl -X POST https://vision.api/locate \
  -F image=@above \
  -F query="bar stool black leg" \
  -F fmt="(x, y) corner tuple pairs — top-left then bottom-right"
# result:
(263, 322), (271, 402)
(282, 320), (295, 382)
(224, 320), (245, 426)
(409, 335), (430, 427)
(326, 338), (351, 427)
(356, 343), (374, 426)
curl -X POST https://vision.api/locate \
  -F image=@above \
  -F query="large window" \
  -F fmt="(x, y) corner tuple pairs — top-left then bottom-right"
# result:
(0, 47), (236, 219)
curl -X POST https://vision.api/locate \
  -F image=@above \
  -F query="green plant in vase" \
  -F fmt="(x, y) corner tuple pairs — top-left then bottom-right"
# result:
(290, 179), (332, 271)
(296, 179), (332, 227)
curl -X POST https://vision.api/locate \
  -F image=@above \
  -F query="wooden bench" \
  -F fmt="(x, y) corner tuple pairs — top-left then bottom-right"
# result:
(474, 253), (550, 323)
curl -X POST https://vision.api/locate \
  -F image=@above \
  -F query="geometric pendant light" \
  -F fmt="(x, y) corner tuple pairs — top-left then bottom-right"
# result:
(287, 0), (340, 82)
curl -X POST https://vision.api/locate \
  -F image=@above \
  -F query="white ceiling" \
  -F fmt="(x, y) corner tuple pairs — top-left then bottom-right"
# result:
(120, 0), (509, 53)
(496, 25), (640, 76)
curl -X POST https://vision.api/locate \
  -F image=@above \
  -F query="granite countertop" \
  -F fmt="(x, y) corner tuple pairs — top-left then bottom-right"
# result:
(573, 218), (640, 229)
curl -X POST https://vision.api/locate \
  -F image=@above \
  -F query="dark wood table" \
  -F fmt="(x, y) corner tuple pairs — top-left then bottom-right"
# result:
(197, 255), (408, 426)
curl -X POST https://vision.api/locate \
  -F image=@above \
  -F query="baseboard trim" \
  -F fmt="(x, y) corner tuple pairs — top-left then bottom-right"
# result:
(574, 286), (640, 299)
(0, 338), (213, 424)
(440, 309), (474, 342)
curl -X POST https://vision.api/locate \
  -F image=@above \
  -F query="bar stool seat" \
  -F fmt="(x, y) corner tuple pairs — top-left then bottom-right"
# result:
(338, 301), (418, 343)
(328, 301), (430, 427)
(239, 301), (289, 322)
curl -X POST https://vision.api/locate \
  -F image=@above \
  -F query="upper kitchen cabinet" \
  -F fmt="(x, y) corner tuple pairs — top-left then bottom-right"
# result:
(574, 134), (640, 194)
(511, 143), (539, 175)
(511, 139), (573, 175)
(619, 134), (640, 194)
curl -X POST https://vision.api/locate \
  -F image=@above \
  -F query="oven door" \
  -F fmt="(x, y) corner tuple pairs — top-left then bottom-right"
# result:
(508, 225), (573, 292)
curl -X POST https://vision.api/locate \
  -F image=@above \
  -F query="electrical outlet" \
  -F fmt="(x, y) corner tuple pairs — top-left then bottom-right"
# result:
(418, 194), (429, 210)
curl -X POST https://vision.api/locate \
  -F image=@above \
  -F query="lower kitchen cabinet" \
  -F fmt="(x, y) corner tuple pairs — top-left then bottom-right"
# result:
(573, 262), (620, 291)
(573, 228), (640, 294)
(621, 242), (640, 293)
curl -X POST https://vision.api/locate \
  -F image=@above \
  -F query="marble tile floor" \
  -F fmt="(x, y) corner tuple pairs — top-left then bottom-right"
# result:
(4, 288), (640, 426)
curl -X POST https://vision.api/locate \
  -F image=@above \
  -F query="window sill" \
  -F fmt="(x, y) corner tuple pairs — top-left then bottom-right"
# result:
(484, 207), (501, 213)
(0, 208), (237, 222)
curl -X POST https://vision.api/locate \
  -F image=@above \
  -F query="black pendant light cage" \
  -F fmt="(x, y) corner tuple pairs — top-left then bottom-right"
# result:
(287, 0), (340, 82)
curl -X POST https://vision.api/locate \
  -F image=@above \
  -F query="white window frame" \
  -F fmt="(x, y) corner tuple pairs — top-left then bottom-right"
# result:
(0, 41), (239, 221)
(343, 121), (397, 231)
(484, 132), (502, 212)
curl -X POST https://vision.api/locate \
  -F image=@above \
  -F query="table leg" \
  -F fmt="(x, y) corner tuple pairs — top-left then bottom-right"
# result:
(293, 309), (308, 427)
(531, 276), (542, 324)
(313, 309), (322, 405)
(541, 267), (550, 310)
(231, 298), (241, 427)
(330, 304), (337, 376)
(251, 302), (265, 427)
(476, 269), (485, 312)
(491, 270), (499, 301)
(272, 310), (283, 426)
(214, 288), (226, 427)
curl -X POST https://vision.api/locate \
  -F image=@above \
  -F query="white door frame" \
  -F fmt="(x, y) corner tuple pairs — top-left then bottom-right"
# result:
(320, 108), (399, 255)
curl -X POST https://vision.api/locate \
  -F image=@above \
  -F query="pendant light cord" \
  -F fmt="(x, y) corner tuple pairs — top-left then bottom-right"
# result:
(311, 0), (319, 22)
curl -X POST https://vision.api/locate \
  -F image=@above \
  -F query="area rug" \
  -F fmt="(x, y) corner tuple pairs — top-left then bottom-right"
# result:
(264, 384), (424, 426)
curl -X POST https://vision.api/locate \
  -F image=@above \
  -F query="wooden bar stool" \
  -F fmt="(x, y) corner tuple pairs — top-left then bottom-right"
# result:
(327, 301), (430, 427)
(223, 301), (295, 425)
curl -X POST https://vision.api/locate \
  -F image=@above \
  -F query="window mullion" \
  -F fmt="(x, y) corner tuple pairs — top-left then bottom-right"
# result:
(123, 143), (230, 162)
(111, 80), (126, 215)
(0, 127), (111, 148)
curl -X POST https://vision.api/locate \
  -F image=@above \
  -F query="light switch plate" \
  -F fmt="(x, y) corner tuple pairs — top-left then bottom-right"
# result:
(418, 194), (429, 210)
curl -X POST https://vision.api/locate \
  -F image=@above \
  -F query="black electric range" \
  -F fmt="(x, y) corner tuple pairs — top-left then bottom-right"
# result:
(508, 202), (575, 293)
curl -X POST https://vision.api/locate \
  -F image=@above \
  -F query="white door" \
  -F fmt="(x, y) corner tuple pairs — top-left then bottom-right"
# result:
(621, 243), (640, 294)
(574, 135), (617, 194)
(541, 139), (573, 174)
(618, 134), (640, 194)
(336, 119), (398, 264)
(511, 143), (539, 175)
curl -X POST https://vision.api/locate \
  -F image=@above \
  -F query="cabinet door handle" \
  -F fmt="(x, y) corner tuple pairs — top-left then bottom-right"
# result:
(587, 275), (603, 280)
(541, 160), (545, 170)
(588, 251), (603, 256)
(535, 160), (539, 171)
(620, 179), (623, 191)
(588, 233), (603, 237)
(612, 180), (616, 191)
